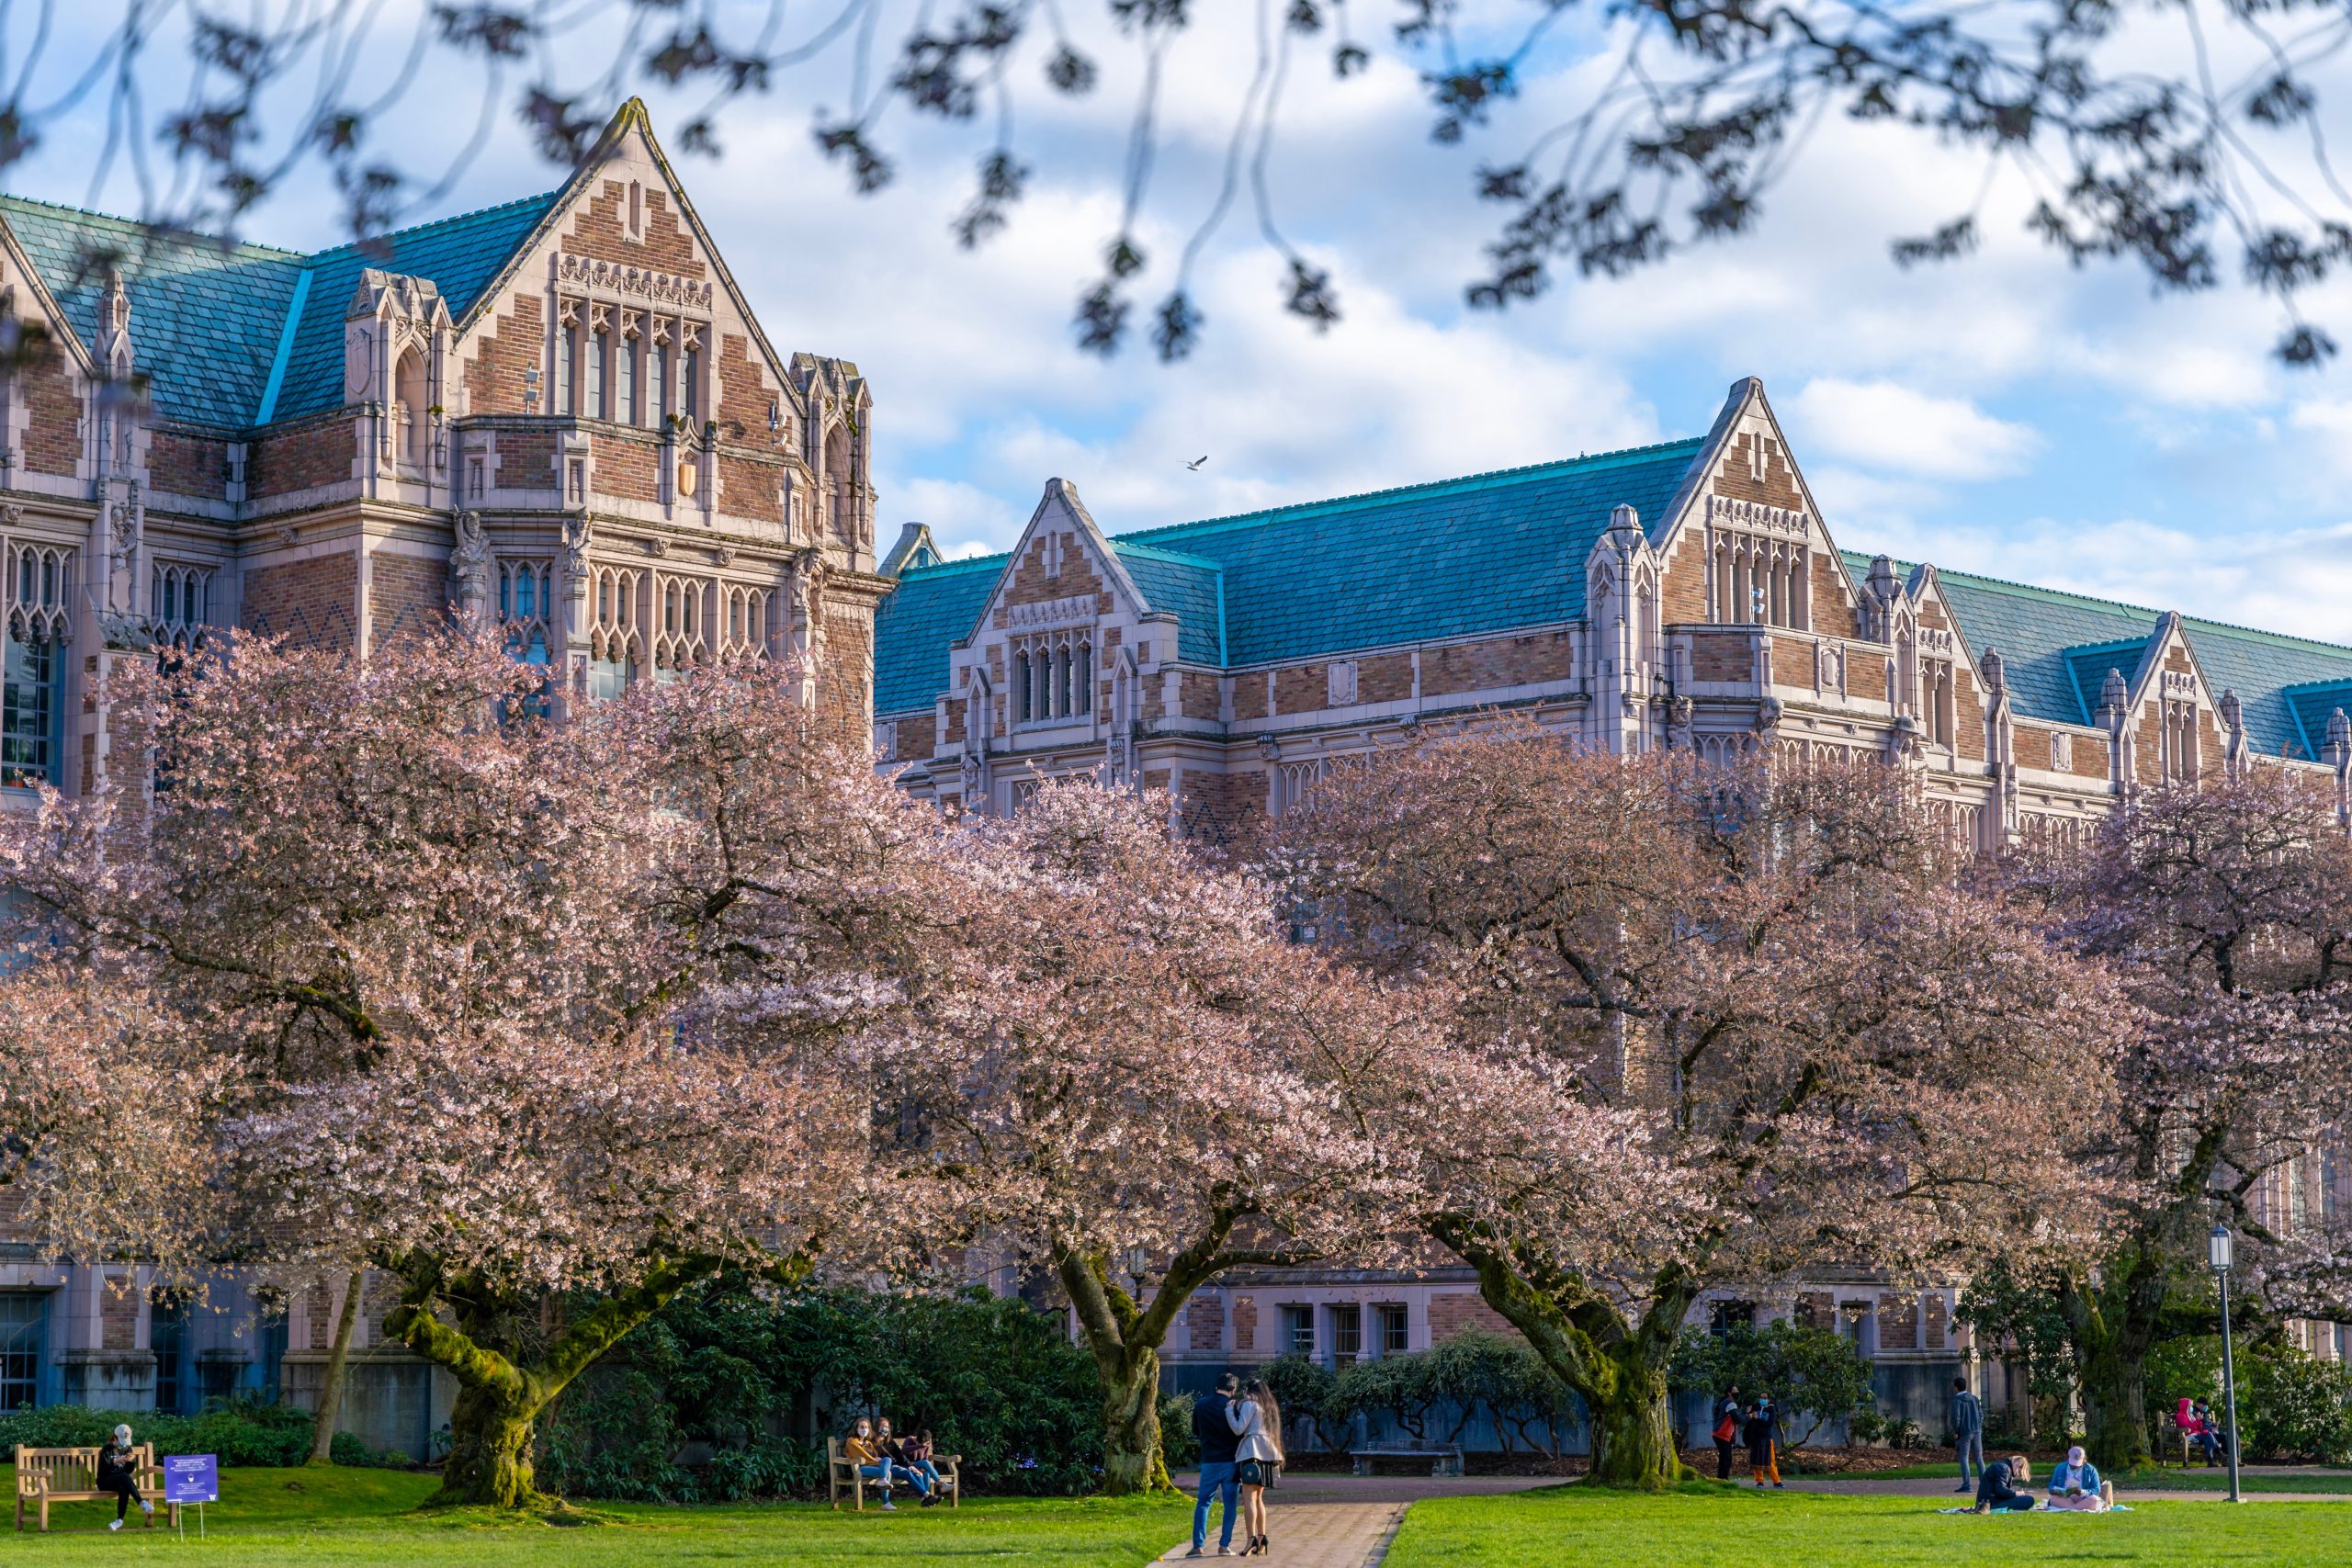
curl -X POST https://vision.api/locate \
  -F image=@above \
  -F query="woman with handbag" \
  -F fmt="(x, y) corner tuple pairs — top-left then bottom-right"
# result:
(1712, 1386), (1743, 1480)
(1227, 1378), (1285, 1558)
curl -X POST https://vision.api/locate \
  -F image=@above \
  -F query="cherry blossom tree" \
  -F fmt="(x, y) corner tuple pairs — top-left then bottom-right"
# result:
(0, 965), (223, 1271)
(880, 781), (1430, 1494)
(0, 629), (953, 1511)
(1276, 731), (2122, 1487)
(1996, 767), (2352, 1470)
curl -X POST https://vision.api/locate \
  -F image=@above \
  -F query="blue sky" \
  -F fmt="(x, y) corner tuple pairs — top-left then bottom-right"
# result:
(19, 0), (2352, 640)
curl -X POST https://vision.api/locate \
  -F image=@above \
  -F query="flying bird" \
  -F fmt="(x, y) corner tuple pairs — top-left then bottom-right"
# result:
(1186, 456), (1207, 471)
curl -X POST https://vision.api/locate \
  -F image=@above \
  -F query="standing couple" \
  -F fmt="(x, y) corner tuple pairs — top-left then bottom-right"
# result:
(1188, 1372), (1285, 1558)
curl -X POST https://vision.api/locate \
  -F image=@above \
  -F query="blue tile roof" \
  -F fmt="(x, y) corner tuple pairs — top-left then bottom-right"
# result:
(1114, 542), (1225, 664)
(0, 190), (557, 429)
(872, 554), (1003, 714)
(1844, 552), (2352, 760)
(0, 196), (305, 428)
(872, 441), (1707, 715)
(269, 194), (559, 423)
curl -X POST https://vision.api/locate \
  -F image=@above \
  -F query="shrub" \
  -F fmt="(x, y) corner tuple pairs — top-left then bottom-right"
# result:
(328, 1430), (417, 1470)
(539, 1276), (1106, 1502)
(1323, 1333), (1577, 1456)
(1159, 1394), (1200, 1469)
(0, 1399), (312, 1467)
(1669, 1322), (1875, 1446)
(2240, 1344), (2352, 1463)
(1258, 1354), (1338, 1452)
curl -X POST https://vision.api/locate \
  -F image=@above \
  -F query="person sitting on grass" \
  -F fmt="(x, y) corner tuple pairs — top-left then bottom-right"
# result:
(2045, 1445), (2115, 1511)
(96, 1424), (153, 1532)
(879, 1418), (944, 1506)
(1973, 1453), (2037, 1513)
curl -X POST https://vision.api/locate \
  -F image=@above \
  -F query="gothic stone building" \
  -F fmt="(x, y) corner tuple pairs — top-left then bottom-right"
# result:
(0, 100), (881, 1450)
(873, 376), (2352, 1426)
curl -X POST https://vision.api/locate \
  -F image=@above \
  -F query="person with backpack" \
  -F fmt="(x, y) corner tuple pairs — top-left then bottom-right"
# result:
(1948, 1376), (1984, 1494)
(1712, 1385), (1743, 1481)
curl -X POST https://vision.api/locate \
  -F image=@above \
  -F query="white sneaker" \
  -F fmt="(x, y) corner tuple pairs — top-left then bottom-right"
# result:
(108, 1520), (122, 1532)
(879, 1501), (897, 1511)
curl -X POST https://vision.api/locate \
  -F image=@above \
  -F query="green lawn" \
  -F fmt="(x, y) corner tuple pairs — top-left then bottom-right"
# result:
(3, 1466), (1185, 1565)
(1384, 1483), (2352, 1568)
(1855, 1462), (2352, 1494)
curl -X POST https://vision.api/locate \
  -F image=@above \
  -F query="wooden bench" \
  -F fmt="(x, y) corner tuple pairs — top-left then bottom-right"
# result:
(825, 1436), (962, 1510)
(1350, 1441), (1464, 1478)
(14, 1444), (179, 1533)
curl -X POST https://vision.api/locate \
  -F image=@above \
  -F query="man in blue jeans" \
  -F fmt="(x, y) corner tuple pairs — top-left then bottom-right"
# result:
(1187, 1372), (1242, 1557)
(1948, 1376), (1984, 1494)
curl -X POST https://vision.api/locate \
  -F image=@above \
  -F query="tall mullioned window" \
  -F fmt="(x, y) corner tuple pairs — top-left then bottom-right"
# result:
(648, 342), (668, 427)
(0, 1292), (42, 1408)
(2, 542), (69, 788)
(616, 333), (637, 424)
(557, 323), (576, 414)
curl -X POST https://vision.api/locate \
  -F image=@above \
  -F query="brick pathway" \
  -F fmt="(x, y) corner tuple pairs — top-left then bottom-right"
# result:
(1156, 1501), (1405, 1565)
(1161, 1473), (1557, 1566)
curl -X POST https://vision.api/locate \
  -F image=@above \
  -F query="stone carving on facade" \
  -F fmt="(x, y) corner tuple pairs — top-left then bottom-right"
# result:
(645, 536), (669, 558)
(560, 514), (594, 583)
(451, 510), (492, 618)
(1753, 694), (1782, 740)
(0, 504), (20, 525)
(1666, 694), (1695, 750)
(2220, 687), (2250, 775)
(787, 547), (828, 666)
(554, 254), (716, 312)
(1257, 733), (1282, 762)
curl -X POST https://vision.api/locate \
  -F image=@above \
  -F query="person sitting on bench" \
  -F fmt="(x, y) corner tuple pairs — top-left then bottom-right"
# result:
(97, 1425), (153, 1532)
(843, 1416), (927, 1510)
(1973, 1453), (2037, 1513)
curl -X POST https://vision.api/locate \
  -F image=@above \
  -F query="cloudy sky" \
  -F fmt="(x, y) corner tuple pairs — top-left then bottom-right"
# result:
(22, 0), (2352, 639)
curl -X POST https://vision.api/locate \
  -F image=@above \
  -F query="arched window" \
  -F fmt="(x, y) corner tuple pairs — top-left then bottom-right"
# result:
(394, 348), (428, 463)
(648, 340), (668, 427)
(1013, 649), (1032, 723)
(1053, 643), (1071, 718)
(682, 343), (700, 420)
(1074, 640), (1091, 716)
(557, 321), (576, 414)
(616, 331), (637, 424)
(589, 330), (609, 420)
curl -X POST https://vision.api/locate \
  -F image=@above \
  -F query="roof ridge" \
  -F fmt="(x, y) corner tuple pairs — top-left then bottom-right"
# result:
(897, 552), (1009, 579)
(298, 191), (561, 266)
(1904, 555), (2352, 662)
(0, 192), (305, 258)
(1113, 539), (1225, 570)
(1113, 436), (1706, 547)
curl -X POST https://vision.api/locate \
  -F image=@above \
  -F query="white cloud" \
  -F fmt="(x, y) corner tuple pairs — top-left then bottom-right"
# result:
(1788, 378), (2043, 482)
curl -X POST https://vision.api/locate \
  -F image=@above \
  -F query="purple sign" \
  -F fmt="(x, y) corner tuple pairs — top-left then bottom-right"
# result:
(163, 1453), (218, 1506)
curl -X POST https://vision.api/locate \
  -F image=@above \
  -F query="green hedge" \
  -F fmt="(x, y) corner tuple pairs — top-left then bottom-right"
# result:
(538, 1278), (1107, 1503)
(0, 1399), (313, 1467)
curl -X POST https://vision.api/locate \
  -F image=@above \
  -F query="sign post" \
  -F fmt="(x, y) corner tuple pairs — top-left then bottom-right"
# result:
(164, 1453), (219, 1540)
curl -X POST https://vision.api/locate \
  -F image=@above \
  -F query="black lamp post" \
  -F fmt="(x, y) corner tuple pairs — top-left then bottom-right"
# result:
(2209, 1224), (2244, 1504)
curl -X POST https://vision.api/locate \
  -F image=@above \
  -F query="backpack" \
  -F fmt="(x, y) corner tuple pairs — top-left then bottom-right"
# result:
(1713, 1415), (1738, 1444)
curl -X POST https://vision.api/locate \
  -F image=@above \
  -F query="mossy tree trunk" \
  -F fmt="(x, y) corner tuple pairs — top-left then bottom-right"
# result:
(1057, 1207), (1319, 1498)
(306, 1268), (367, 1466)
(2062, 1248), (2171, 1474)
(1430, 1216), (1691, 1491)
(383, 1255), (722, 1511)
